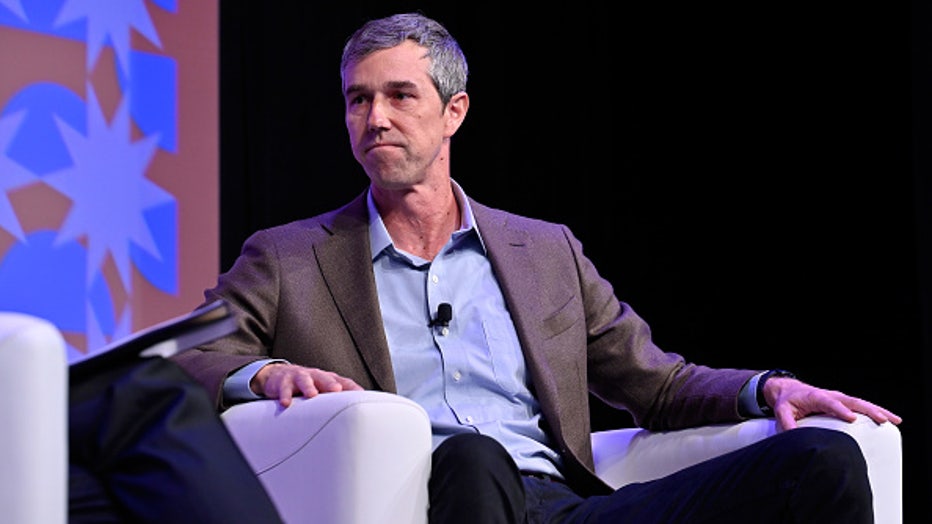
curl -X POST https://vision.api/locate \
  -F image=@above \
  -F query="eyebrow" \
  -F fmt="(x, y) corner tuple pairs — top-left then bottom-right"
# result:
(344, 80), (419, 97)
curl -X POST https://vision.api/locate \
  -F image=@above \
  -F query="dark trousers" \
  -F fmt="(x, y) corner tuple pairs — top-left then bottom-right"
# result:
(68, 357), (282, 523)
(429, 429), (872, 524)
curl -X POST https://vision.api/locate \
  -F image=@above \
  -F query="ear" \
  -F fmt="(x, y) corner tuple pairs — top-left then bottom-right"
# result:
(443, 92), (469, 137)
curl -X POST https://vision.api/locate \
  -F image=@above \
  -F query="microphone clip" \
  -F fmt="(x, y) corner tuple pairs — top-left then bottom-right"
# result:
(429, 302), (453, 328)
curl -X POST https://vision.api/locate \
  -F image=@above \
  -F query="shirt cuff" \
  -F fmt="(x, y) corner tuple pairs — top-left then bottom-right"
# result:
(738, 371), (767, 417)
(222, 358), (289, 402)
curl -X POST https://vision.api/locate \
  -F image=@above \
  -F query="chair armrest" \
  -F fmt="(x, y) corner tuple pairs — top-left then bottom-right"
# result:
(222, 390), (432, 524)
(591, 414), (902, 524)
(0, 312), (67, 524)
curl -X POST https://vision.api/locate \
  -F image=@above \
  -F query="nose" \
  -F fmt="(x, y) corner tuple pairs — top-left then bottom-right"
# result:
(367, 96), (391, 131)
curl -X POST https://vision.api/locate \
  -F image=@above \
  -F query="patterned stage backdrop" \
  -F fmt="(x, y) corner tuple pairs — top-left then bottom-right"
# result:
(0, 0), (219, 361)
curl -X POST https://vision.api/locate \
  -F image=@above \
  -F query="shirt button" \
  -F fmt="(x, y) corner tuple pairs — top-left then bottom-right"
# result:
(452, 371), (462, 381)
(441, 327), (449, 336)
(431, 275), (439, 283)
(465, 416), (474, 424)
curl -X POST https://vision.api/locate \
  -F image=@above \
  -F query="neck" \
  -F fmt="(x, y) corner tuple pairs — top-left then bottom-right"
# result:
(373, 180), (460, 261)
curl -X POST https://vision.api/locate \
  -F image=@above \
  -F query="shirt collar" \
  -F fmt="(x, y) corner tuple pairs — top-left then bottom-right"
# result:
(367, 179), (484, 261)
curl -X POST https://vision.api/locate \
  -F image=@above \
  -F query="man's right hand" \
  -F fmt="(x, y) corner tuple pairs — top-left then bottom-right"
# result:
(251, 362), (363, 407)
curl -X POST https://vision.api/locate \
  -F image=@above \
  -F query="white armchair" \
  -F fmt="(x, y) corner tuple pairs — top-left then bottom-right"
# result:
(0, 312), (68, 524)
(221, 391), (432, 524)
(0, 311), (902, 524)
(591, 413), (902, 524)
(222, 391), (903, 524)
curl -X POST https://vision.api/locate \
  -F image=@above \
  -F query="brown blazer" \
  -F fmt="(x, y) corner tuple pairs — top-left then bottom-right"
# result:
(174, 191), (757, 495)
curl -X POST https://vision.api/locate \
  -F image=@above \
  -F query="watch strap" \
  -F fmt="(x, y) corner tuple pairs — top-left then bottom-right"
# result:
(756, 369), (797, 416)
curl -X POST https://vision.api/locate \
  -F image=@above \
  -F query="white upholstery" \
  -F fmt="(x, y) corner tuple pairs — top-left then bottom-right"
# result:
(591, 414), (902, 524)
(228, 393), (903, 524)
(0, 310), (901, 524)
(0, 312), (67, 524)
(222, 391), (432, 524)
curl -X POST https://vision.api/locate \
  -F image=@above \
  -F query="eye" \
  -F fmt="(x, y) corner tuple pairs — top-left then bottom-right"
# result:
(345, 95), (371, 115)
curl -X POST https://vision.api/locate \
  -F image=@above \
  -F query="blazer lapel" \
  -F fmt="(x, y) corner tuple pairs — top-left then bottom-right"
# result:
(314, 195), (397, 392)
(471, 201), (560, 400)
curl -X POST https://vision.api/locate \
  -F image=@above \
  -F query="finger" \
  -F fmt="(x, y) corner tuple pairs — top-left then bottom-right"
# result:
(846, 400), (887, 424)
(273, 374), (297, 408)
(846, 399), (901, 425)
(806, 394), (858, 423)
(278, 391), (294, 408)
(337, 376), (364, 391)
(774, 405), (798, 431)
(313, 370), (364, 393)
(292, 371), (322, 398)
(883, 409), (903, 425)
(304, 371), (343, 393)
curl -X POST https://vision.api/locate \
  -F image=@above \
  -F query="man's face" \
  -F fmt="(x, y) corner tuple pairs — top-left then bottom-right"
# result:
(342, 40), (451, 190)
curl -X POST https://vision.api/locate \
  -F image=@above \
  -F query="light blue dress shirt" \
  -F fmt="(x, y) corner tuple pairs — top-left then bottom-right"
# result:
(367, 181), (563, 477)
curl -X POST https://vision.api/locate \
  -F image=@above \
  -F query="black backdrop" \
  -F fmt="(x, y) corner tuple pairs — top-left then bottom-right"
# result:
(220, 2), (929, 517)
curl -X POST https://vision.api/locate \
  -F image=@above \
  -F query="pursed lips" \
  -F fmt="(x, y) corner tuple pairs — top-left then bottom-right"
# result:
(365, 142), (403, 153)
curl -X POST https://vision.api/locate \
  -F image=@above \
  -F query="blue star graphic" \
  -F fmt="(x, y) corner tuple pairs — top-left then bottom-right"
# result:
(0, 110), (36, 240)
(54, 0), (162, 74)
(43, 86), (171, 288)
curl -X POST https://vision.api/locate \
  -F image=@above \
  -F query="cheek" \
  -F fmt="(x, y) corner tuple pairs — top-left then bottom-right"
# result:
(345, 118), (364, 143)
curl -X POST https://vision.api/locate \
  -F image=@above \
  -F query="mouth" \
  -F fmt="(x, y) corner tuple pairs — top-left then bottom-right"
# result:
(365, 142), (401, 153)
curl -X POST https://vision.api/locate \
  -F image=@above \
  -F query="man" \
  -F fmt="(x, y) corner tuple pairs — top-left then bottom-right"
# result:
(173, 12), (901, 523)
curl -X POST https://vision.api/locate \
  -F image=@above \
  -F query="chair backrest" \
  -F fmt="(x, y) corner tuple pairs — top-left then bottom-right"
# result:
(0, 312), (67, 524)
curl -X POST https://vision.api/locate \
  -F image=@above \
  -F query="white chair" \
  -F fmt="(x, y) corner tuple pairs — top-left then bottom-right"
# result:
(222, 391), (432, 524)
(591, 413), (902, 524)
(223, 391), (903, 524)
(0, 312), (68, 524)
(0, 311), (902, 524)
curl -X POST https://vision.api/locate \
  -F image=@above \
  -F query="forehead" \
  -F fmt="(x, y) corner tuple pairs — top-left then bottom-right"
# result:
(343, 40), (432, 91)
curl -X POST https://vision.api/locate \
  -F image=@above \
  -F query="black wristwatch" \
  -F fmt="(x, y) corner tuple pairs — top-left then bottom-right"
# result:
(756, 369), (797, 416)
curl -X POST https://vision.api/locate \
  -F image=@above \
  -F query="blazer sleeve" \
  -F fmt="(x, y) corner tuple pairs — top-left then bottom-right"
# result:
(172, 227), (289, 407)
(568, 224), (757, 431)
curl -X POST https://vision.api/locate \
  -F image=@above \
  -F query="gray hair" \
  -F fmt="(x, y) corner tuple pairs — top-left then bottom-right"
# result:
(340, 12), (468, 106)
